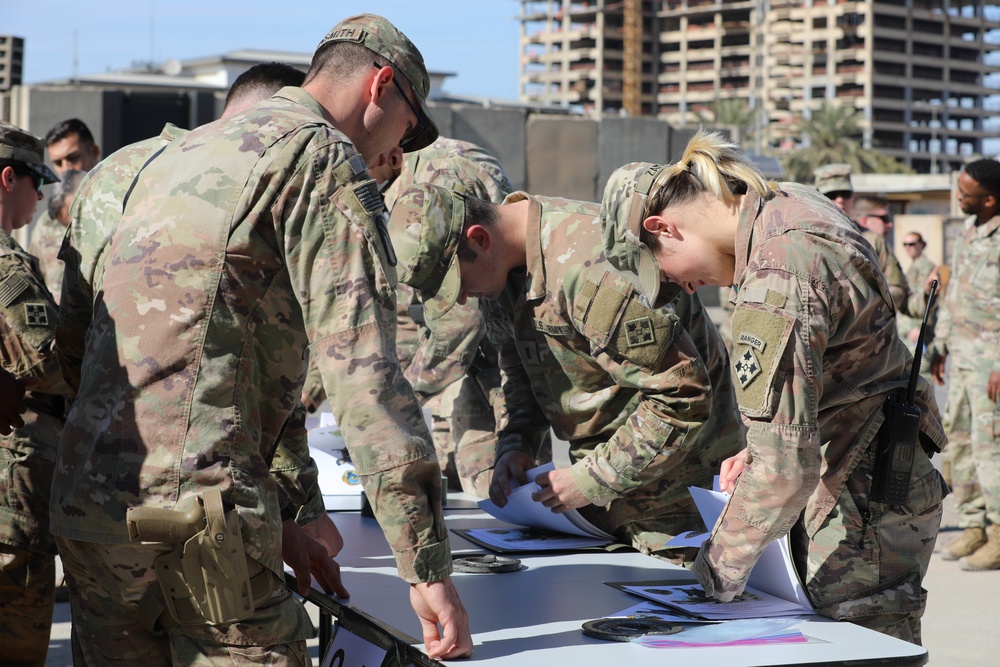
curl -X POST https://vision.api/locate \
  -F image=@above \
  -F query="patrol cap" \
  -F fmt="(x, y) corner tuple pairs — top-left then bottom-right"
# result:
(0, 121), (60, 185)
(813, 162), (852, 195)
(600, 162), (669, 305)
(317, 14), (438, 152)
(389, 184), (465, 319)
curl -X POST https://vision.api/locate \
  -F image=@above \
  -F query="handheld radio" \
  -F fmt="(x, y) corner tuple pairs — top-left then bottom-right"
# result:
(870, 279), (939, 505)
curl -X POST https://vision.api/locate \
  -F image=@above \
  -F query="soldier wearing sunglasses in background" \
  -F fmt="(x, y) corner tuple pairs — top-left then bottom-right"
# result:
(814, 165), (912, 315)
(0, 121), (70, 667)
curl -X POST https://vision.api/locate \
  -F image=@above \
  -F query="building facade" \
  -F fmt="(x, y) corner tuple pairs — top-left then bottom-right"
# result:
(519, 1), (1000, 173)
(0, 36), (24, 92)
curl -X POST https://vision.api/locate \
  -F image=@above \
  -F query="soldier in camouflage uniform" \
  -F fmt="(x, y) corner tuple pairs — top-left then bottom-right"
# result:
(601, 132), (947, 643)
(0, 122), (67, 667)
(897, 232), (939, 385)
(383, 137), (513, 497)
(50, 15), (471, 665)
(814, 164), (912, 314)
(930, 159), (1000, 571)
(27, 119), (102, 302)
(390, 184), (743, 557)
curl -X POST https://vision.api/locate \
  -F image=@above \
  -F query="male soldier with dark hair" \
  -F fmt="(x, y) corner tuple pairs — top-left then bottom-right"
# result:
(222, 62), (306, 118)
(390, 184), (743, 558)
(0, 121), (68, 667)
(931, 158), (1000, 570)
(51, 14), (471, 665)
(57, 61), (345, 606)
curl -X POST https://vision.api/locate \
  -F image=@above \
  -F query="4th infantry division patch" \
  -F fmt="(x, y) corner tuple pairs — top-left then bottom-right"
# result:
(734, 346), (761, 388)
(624, 317), (655, 347)
(24, 303), (49, 327)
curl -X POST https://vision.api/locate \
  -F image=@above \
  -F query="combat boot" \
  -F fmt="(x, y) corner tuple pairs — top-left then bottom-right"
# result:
(959, 526), (1000, 571)
(941, 527), (987, 561)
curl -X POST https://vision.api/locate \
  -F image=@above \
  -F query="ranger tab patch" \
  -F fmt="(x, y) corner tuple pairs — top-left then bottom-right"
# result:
(24, 303), (49, 327)
(624, 317), (655, 347)
(734, 346), (761, 388)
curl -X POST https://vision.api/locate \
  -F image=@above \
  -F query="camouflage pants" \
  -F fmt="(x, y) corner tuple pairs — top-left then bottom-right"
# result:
(793, 444), (945, 645)
(430, 376), (497, 498)
(55, 537), (314, 667)
(0, 544), (55, 667)
(944, 367), (999, 527)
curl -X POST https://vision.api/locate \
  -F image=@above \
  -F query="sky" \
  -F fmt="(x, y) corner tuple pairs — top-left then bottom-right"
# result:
(6, 0), (523, 100)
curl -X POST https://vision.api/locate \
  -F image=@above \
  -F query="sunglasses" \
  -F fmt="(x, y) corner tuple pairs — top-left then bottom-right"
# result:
(374, 62), (427, 150)
(825, 190), (853, 200)
(902, 242), (922, 247)
(13, 168), (43, 194)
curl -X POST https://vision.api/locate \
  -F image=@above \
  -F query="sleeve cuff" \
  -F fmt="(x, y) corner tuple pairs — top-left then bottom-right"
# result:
(570, 459), (620, 507)
(392, 536), (453, 584)
(295, 489), (328, 526)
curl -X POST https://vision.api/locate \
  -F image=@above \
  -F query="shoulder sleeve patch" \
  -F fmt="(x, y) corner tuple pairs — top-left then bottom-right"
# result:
(579, 272), (629, 347)
(730, 303), (795, 419)
(608, 298), (677, 369)
(0, 272), (29, 307)
(352, 179), (385, 216)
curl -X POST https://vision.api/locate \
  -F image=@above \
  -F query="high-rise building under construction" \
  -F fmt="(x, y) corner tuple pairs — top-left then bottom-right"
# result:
(518, 1), (1000, 172)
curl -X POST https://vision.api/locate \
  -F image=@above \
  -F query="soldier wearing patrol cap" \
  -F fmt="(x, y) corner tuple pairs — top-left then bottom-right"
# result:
(813, 162), (854, 214)
(0, 121), (70, 665)
(389, 184), (743, 559)
(814, 164), (912, 312)
(50, 14), (471, 665)
(600, 131), (947, 644)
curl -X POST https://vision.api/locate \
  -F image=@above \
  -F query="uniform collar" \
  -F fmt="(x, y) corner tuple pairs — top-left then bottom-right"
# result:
(732, 188), (765, 299)
(503, 191), (547, 301)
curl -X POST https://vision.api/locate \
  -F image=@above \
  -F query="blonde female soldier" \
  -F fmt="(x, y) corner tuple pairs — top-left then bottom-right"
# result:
(599, 131), (948, 644)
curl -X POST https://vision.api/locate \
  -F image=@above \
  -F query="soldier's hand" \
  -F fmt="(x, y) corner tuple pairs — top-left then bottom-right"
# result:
(931, 353), (947, 386)
(489, 451), (533, 508)
(0, 372), (37, 435)
(989, 371), (1000, 403)
(409, 578), (473, 660)
(532, 467), (589, 513)
(281, 519), (349, 599)
(302, 513), (345, 558)
(719, 448), (750, 493)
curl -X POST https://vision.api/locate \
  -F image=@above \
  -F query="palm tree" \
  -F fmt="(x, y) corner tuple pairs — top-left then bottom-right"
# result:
(782, 103), (912, 182)
(693, 98), (758, 146)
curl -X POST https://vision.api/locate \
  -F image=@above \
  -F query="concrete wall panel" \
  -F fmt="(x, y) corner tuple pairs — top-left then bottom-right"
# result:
(25, 88), (104, 152)
(598, 117), (670, 199)
(452, 106), (527, 191)
(526, 116), (598, 202)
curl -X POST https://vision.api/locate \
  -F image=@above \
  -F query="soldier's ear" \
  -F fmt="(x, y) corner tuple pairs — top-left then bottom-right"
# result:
(465, 224), (491, 253)
(642, 215), (681, 241)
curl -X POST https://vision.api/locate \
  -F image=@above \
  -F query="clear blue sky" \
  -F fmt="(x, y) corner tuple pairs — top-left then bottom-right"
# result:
(6, 1), (523, 100)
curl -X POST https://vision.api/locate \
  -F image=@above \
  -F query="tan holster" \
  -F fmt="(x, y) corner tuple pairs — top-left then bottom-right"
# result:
(127, 489), (283, 631)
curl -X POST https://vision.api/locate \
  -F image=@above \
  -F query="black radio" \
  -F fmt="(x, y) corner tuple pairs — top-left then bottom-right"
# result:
(869, 280), (939, 505)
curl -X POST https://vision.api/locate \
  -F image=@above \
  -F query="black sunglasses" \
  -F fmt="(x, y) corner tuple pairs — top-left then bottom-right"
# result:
(12, 167), (43, 194)
(864, 213), (893, 224)
(824, 190), (853, 200)
(902, 242), (922, 247)
(374, 62), (427, 150)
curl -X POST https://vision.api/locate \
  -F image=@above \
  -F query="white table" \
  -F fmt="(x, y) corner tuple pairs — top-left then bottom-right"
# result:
(293, 504), (927, 667)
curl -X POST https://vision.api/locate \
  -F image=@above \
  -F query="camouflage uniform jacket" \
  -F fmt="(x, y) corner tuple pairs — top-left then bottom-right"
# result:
(701, 183), (946, 600)
(50, 88), (449, 583)
(0, 230), (67, 552)
(27, 210), (66, 303)
(487, 192), (739, 514)
(386, 137), (512, 401)
(861, 230), (911, 316)
(932, 213), (1000, 370)
(897, 254), (937, 344)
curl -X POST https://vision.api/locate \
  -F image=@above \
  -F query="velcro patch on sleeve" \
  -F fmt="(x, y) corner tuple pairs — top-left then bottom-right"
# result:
(24, 302), (49, 327)
(730, 304), (795, 419)
(609, 298), (676, 369)
(0, 272), (29, 307)
(352, 179), (384, 216)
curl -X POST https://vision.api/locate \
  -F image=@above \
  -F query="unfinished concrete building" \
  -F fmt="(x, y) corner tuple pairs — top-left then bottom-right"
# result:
(519, 1), (1000, 172)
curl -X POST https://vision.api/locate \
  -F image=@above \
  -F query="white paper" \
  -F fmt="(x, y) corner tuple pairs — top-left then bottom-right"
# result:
(665, 486), (813, 610)
(477, 463), (613, 540)
(463, 527), (611, 551)
(621, 583), (811, 620)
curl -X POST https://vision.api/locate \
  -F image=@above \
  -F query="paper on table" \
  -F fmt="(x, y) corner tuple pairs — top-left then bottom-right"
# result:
(308, 419), (364, 511)
(666, 486), (813, 609)
(619, 583), (811, 620)
(477, 463), (613, 540)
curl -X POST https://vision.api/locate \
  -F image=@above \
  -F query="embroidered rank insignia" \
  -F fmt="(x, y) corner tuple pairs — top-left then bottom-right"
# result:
(0, 273), (29, 307)
(734, 346), (762, 389)
(24, 303), (49, 327)
(624, 317), (655, 347)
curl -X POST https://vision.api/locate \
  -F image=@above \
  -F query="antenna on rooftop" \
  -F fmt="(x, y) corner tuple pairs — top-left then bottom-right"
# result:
(72, 29), (78, 81)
